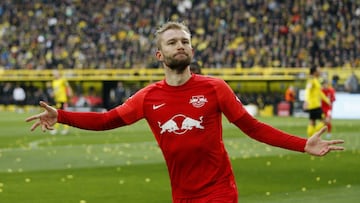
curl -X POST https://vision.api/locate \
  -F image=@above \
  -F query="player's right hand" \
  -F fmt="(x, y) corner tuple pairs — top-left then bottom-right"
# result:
(25, 101), (58, 132)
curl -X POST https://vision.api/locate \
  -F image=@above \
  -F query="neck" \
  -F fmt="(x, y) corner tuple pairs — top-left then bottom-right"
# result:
(164, 66), (192, 86)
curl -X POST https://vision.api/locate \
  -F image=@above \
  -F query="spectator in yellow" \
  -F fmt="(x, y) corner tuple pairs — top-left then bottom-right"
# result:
(303, 66), (330, 137)
(50, 70), (72, 135)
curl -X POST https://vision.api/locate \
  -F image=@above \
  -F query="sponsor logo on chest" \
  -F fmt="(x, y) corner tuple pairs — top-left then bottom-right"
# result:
(189, 95), (208, 108)
(156, 95), (208, 135)
(158, 114), (204, 135)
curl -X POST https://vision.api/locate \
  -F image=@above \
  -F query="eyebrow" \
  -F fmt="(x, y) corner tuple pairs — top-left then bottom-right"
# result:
(166, 37), (190, 42)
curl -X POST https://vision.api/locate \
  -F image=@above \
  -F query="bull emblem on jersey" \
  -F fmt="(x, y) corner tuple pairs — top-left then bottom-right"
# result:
(189, 95), (207, 108)
(158, 119), (179, 134)
(158, 114), (204, 135)
(181, 116), (204, 130)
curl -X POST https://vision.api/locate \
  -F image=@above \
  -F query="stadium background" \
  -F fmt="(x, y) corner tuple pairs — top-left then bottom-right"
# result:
(0, 1), (360, 203)
(1, 0), (359, 115)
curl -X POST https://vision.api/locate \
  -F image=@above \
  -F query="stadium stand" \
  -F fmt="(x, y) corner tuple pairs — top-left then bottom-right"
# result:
(0, 0), (359, 69)
(0, 1), (359, 111)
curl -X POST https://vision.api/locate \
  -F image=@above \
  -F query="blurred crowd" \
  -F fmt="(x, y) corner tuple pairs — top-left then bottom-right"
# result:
(0, 82), (48, 112)
(0, 0), (359, 70)
(0, 80), (283, 114)
(1, 0), (360, 112)
(0, 80), (140, 111)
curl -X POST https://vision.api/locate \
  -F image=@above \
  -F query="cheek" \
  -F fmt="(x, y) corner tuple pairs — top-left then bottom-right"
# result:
(159, 49), (173, 60)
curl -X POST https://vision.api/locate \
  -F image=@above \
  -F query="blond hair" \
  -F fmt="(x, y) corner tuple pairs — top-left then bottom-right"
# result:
(155, 21), (191, 49)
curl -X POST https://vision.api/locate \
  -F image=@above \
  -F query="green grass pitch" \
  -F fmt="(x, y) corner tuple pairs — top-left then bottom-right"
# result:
(0, 110), (359, 203)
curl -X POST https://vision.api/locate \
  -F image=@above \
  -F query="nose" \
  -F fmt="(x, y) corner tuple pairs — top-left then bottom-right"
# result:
(176, 41), (185, 49)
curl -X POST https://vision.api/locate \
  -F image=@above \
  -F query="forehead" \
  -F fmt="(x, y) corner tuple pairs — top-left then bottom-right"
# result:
(161, 29), (191, 42)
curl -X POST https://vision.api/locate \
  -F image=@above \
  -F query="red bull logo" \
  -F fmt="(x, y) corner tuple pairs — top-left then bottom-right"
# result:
(189, 95), (207, 108)
(158, 114), (204, 135)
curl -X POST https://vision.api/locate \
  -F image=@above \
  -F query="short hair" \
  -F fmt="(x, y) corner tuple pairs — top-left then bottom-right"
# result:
(310, 65), (317, 75)
(155, 21), (191, 50)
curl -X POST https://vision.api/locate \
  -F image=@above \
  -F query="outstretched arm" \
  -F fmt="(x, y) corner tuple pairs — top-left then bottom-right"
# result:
(234, 112), (344, 156)
(26, 101), (127, 132)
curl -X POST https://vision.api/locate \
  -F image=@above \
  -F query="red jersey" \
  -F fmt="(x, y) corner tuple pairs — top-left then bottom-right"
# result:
(57, 74), (307, 200)
(321, 86), (336, 114)
(116, 74), (245, 198)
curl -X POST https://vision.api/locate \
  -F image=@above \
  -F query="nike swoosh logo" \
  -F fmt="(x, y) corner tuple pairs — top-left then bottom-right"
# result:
(153, 103), (165, 110)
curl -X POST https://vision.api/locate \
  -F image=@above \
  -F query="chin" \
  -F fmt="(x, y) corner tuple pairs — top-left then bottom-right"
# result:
(170, 65), (188, 73)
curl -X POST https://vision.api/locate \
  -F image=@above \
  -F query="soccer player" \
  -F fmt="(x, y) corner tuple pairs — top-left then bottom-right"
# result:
(50, 70), (72, 135)
(321, 79), (336, 138)
(303, 66), (331, 137)
(26, 21), (344, 203)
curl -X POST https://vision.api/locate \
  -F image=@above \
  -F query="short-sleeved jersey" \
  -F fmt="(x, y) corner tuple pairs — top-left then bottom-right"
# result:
(305, 77), (329, 110)
(52, 78), (69, 103)
(321, 86), (336, 113)
(114, 74), (246, 198)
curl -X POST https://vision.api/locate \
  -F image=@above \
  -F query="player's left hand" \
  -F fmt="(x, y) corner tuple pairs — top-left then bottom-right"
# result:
(304, 126), (344, 156)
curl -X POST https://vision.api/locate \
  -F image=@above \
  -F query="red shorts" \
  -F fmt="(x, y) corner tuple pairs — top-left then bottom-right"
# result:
(173, 180), (238, 203)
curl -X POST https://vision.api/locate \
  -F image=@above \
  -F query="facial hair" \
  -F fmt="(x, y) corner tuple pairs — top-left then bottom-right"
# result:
(163, 54), (191, 73)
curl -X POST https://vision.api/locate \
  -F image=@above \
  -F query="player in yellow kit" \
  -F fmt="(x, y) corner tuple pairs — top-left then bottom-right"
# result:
(51, 70), (72, 135)
(303, 66), (330, 137)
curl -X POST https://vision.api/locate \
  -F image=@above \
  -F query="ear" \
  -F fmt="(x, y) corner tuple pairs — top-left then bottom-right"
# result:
(155, 50), (163, 61)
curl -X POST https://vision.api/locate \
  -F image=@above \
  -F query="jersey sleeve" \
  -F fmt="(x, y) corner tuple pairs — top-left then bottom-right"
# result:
(234, 112), (307, 152)
(113, 87), (147, 124)
(213, 79), (246, 122)
(211, 78), (306, 152)
(58, 86), (149, 130)
(58, 108), (127, 130)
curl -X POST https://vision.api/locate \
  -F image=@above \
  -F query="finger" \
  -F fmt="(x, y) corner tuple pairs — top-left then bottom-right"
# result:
(328, 146), (345, 151)
(25, 114), (40, 122)
(319, 149), (329, 156)
(41, 123), (47, 132)
(314, 126), (328, 138)
(40, 101), (53, 111)
(30, 122), (41, 131)
(39, 101), (47, 107)
(45, 123), (54, 130)
(328, 139), (344, 145)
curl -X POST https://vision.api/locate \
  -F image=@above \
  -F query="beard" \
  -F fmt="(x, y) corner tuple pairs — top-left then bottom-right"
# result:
(163, 54), (191, 73)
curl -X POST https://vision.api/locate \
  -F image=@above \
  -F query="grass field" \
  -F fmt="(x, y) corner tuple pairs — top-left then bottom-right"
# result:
(0, 110), (359, 203)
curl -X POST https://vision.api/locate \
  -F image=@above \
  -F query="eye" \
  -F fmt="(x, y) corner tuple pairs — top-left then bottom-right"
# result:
(182, 39), (190, 44)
